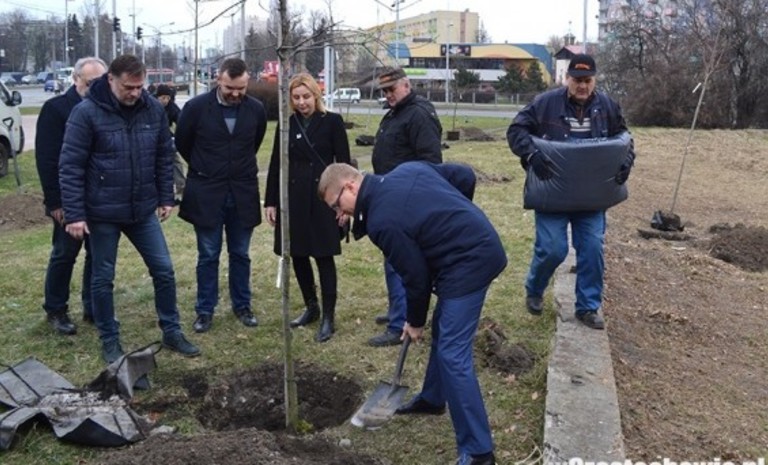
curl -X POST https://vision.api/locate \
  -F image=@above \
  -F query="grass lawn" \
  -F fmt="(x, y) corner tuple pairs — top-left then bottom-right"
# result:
(0, 113), (552, 464)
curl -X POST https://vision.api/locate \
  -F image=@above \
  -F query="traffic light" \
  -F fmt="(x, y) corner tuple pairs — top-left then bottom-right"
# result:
(136, 27), (143, 41)
(113, 17), (121, 32)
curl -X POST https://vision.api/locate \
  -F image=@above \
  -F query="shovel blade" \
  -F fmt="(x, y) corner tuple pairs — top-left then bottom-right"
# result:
(651, 210), (684, 232)
(350, 381), (409, 430)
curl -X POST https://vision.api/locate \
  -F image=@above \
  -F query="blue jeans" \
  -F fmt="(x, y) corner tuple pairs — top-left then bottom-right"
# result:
(194, 191), (254, 315)
(89, 214), (180, 343)
(43, 218), (92, 316)
(384, 258), (407, 333)
(418, 286), (493, 457)
(525, 211), (606, 312)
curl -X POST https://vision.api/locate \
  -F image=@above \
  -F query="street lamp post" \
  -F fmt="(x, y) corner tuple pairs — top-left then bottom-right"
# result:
(445, 22), (452, 104)
(394, 0), (402, 63)
(147, 22), (175, 78)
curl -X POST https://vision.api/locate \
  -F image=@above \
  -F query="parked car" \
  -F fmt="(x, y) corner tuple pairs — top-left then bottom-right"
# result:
(37, 72), (54, 84)
(44, 79), (63, 93)
(0, 80), (24, 178)
(20, 74), (37, 85)
(0, 74), (17, 87)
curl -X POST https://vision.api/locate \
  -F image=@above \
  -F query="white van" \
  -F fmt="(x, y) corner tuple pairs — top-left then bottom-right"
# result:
(328, 88), (361, 104)
(0, 80), (24, 178)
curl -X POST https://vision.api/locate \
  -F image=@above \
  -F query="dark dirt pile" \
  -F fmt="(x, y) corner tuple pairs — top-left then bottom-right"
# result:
(707, 223), (768, 272)
(0, 192), (47, 231)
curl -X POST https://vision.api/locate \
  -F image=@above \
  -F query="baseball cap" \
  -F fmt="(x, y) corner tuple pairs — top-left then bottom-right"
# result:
(567, 54), (597, 78)
(376, 68), (407, 90)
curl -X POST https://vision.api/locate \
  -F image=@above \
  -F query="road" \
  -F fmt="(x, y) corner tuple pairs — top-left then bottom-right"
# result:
(16, 86), (518, 151)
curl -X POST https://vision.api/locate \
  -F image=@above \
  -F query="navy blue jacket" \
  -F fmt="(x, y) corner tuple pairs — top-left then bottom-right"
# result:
(59, 74), (175, 224)
(371, 92), (443, 175)
(506, 86), (635, 166)
(352, 162), (507, 327)
(36, 85), (82, 214)
(175, 88), (267, 229)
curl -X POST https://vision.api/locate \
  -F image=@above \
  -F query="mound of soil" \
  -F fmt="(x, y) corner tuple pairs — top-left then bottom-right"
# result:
(99, 362), (376, 465)
(476, 318), (536, 377)
(0, 192), (47, 231)
(94, 429), (384, 465)
(462, 127), (496, 142)
(707, 223), (768, 272)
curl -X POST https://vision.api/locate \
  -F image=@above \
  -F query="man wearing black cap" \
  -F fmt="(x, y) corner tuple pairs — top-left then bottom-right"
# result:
(506, 53), (635, 330)
(367, 67), (443, 347)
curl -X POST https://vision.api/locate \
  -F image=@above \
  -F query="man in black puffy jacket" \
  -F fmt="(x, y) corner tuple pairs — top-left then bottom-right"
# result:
(59, 54), (200, 364)
(367, 67), (443, 347)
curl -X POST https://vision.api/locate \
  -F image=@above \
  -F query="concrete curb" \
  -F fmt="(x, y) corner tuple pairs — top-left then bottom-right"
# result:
(543, 249), (625, 462)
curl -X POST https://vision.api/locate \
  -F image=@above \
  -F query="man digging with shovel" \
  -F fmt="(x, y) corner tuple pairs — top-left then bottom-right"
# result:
(319, 161), (506, 465)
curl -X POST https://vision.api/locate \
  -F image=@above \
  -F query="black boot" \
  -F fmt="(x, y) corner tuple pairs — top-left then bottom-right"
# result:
(290, 300), (320, 328)
(315, 294), (336, 343)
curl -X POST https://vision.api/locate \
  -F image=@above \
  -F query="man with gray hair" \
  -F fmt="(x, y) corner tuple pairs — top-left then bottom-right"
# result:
(36, 56), (107, 335)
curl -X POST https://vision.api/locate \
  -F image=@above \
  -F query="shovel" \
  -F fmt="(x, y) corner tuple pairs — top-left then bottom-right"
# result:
(350, 335), (411, 430)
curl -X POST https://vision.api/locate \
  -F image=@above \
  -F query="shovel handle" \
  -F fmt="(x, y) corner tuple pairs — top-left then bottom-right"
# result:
(391, 334), (410, 386)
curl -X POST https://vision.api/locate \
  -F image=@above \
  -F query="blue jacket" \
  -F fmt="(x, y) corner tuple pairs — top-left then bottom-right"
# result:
(506, 86), (635, 166)
(36, 85), (82, 214)
(352, 162), (507, 327)
(59, 74), (175, 224)
(175, 88), (267, 229)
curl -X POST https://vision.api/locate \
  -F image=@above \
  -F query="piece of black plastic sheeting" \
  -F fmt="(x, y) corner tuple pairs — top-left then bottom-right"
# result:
(523, 132), (631, 212)
(0, 342), (161, 451)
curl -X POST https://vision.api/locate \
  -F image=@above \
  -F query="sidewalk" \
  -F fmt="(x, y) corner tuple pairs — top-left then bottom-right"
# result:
(543, 249), (625, 462)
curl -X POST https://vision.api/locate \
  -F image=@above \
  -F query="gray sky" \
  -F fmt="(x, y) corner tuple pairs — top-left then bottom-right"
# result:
(0, 0), (600, 49)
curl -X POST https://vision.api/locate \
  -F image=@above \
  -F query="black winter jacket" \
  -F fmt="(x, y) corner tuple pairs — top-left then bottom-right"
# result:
(59, 75), (175, 224)
(36, 85), (82, 214)
(371, 92), (443, 174)
(264, 111), (351, 257)
(175, 88), (267, 229)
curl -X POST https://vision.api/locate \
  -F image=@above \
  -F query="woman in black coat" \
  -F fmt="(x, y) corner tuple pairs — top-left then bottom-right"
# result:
(264, 73), (351, 342)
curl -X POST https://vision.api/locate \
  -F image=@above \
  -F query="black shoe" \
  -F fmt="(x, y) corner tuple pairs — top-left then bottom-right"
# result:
(235, 309), (259, 327)
(525, 296), (543, 316)
(162, 331), (201, 357)
(289, 305), (320, 328)
(193, 314), (212, 333)
(367, 330), (402, 347)
(576, 311), (605, 330)
(395, 396), (446, 416)
(315, 315), (335, 343)
(48, 312), (77, 335)
(374, 314), (390, 325)
(133, 374), (151, 391)
(102, 339), (124, 364)
(82, 313), (94, 324)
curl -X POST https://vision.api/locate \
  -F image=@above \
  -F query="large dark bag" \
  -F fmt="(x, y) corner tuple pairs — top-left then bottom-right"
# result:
(523, 132), (631, 212)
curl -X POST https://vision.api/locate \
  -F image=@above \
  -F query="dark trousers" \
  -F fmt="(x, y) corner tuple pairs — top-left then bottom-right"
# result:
(43, 218), (92, 317)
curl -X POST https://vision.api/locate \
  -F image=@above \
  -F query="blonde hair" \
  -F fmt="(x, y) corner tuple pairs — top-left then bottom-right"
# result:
(288, 72), (326, 114)
(318, 163), (363, 199)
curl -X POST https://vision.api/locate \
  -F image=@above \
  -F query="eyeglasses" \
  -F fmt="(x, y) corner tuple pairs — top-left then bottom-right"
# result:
(330, 186), (345, 211)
